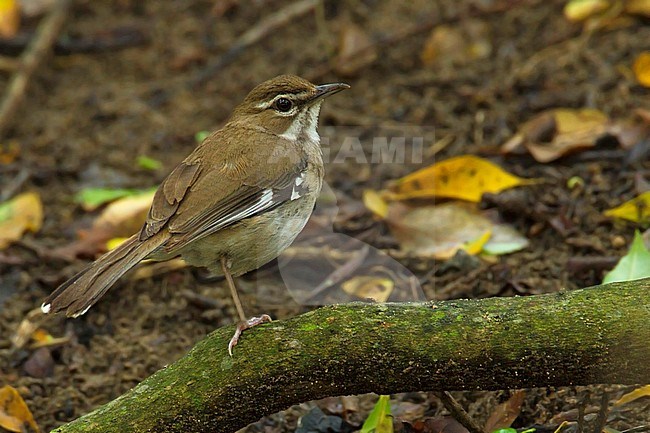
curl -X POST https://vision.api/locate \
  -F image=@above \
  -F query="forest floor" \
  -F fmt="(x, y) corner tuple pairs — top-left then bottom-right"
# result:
(0, 0), (648, 432)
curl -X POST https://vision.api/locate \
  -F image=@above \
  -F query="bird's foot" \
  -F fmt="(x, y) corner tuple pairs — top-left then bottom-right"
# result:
(228, 314), (272, 356)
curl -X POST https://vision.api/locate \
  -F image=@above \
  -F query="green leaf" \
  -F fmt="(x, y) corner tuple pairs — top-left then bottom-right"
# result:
(136, 155), (163, 171)
(195, 130), (210, 143)
(492, 429), (518, 433)
(74, 187), (155, 211)
(361, 395), (392, 433)
(603, 230), (650, 284)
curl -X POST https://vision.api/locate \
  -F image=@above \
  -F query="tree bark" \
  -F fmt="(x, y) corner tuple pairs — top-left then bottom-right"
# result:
(51, 279), (650, 433)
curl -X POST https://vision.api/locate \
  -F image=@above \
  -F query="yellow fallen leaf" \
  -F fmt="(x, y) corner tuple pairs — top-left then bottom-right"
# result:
(614, 384), (650, 406)
(564, 0), (610, 21)
(106, 236), (130, 250)
(554, 108), (608, 133)
(0, 385), (40, 433)
(0, 192), (43, 249)
(0, 140), (20, 164)
(132, 258), (187, 281)
(626, 0), (650, 17)
(93, 189), (155, 236)
(51, 189), (156, 259)
(464, 229), (491, 255)
(341, 275), (394, 302)
(0, 0), (20, 38)
(31, 328), (53, 345)
(389, 155), (532, 202)
(421, 25), (465, 65)
(603, 191), (650, 223)
(362, 189), (388, 219)
(633, 51), (650, 88)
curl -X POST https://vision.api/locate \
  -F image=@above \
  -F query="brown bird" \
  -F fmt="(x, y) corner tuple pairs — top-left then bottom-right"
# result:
(42, 75), (349, 354)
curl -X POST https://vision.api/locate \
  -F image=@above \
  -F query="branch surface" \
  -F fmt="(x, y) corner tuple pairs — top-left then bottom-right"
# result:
(51, 279), (650, 433)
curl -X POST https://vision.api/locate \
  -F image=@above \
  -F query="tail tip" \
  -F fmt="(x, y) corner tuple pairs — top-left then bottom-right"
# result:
(70, 304), (91, 318)
(41, 303), (51, 314)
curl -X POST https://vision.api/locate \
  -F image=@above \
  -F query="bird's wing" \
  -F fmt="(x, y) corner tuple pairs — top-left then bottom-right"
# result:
(139, 128), (311, 253)
(139, 159), (202, 240)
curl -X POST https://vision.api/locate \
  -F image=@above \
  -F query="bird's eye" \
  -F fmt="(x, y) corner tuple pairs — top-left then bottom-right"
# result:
(274, 98), (293, 112)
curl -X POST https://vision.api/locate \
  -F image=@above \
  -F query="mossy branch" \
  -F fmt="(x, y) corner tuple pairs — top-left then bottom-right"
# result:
(51, 279), (650, 433)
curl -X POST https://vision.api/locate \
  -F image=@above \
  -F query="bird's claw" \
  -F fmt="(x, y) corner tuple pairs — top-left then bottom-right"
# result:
(228, 314), (272, 356)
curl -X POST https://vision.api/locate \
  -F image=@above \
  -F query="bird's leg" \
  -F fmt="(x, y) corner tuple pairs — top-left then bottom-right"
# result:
(220, 256), (246, 322)
(220, 257), (272, 356)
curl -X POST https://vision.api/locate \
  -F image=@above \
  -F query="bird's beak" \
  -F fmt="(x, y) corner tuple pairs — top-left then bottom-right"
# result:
(310, 82), (350, 103)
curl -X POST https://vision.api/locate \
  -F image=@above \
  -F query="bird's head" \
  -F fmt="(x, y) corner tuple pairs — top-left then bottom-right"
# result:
(230, 75), (349, 142)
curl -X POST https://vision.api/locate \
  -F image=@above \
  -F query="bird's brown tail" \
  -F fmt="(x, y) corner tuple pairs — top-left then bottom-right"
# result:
(42, 233), (167, 317)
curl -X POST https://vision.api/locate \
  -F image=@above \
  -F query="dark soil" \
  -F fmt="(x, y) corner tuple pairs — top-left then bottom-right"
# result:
(0, 0), (649, 432)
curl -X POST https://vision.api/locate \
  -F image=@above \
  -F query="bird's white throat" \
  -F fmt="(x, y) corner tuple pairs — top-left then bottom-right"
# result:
(279, 101), (323, 144)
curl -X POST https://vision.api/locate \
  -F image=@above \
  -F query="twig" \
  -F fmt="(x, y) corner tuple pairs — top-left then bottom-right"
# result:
(434, 391), (485, 433)
(0, 26), (148, 56)
(51, 26), (148, 54)
(181, 289), (222, 310)
(303, 244), (369, 302)
(577, 402), (585, 433)
(592, 392), (610, 433)
(0, 0), (73, 138)
(192, 0), (319, 86)
(566, 257), (620, 274)
(0, 55), (20, 71)
(0, 167), (31, 201)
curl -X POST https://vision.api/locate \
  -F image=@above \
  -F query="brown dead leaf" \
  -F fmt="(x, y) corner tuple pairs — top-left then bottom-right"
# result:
(52, 190), (154, 259)
(23, 347), (54, 378)
(605, 121), (647, 149)
(210, 0), (239, 17)
(334, 22), (377, 77)
(421, 25), (465, 65)
(635, 107), (650, 124)
(386, 202), (528, 259)
(341, 395), (360, 423)
(484, 390), (526, 432)
(421, 20), (491, 66)
(0, 385), (40, 433)
(422, 417), (469, 433)
(11, 307), (47, 349)
(500, 111), (556, 154)
(0, 192), (43, 250)
(501, 108), (611, 162)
